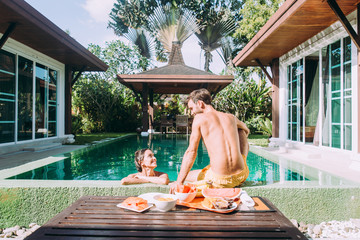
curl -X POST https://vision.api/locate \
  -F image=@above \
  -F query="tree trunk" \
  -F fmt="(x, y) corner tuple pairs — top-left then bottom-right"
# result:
(204, 50), (211, 72)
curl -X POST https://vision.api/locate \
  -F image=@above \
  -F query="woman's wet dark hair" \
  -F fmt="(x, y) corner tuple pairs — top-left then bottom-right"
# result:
(134, 148), (150, 172)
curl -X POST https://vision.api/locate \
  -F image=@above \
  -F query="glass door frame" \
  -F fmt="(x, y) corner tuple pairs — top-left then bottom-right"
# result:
(286, 36), (353, 151)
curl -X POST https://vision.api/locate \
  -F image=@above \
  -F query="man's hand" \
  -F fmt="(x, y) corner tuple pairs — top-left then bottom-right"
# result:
(168, 181), (181, 194)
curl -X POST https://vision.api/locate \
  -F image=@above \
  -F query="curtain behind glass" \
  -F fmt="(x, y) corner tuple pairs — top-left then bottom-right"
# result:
(18, 56), (33, 141)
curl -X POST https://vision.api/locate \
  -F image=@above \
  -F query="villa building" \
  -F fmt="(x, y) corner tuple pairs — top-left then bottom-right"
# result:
(0, 0), (108, 154)
(233, 0), (360, 162)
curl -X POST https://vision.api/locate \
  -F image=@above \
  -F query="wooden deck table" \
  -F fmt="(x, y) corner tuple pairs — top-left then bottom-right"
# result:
(25, 195), (307, 239)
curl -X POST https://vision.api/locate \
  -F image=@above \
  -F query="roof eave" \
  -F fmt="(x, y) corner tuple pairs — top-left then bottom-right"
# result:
(0, 0), (108, 72)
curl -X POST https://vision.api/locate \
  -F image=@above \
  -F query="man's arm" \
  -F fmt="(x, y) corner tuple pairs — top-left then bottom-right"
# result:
(169, 116), (202, 192)
(238, 129), (249, 158)
(235, 117), (250, 136)
(235, 117), (250, 158)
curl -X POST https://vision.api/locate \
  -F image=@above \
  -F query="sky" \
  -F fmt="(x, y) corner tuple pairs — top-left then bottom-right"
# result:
(25, 0), (226, 74)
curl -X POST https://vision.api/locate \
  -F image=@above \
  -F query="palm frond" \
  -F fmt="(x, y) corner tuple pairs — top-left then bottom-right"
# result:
(147, 5), (200, 52)
(196, 17), (236, 52)
(123, 28), (155, 59)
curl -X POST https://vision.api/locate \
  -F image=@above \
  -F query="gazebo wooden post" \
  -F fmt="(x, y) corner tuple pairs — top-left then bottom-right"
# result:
(141, 83), (149, 133)
(149, 89), (154, 132)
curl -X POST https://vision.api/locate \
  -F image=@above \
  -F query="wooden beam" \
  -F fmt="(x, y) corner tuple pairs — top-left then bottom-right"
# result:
(327, 0), (360, 50)
(212, 85), (222, 99)
(71, 66), (86, 87)
(65, 65), (73, 134)
(0, 22), (17, 49)
(255, 59), (273, 83)
(128, 84), (142, 103)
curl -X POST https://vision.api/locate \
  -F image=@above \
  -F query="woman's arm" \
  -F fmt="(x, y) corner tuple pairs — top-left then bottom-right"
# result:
(136, 172), (169, 185)
(120, 174), (150, 185)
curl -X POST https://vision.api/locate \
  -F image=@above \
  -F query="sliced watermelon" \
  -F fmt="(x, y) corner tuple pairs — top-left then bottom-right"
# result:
(202, 188), (241, 199)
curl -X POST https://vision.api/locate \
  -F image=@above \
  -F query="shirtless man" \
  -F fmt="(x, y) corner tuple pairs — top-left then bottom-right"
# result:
(169, 88), (250, 193)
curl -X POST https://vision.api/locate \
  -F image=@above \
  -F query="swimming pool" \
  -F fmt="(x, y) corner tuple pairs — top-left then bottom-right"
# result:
(7, 134), (312, 186)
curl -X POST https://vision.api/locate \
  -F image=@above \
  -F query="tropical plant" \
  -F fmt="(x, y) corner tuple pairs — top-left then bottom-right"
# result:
(213, 78), (272, 133)
(234, 0), (284, 44)
(195, 12), (236, 72)
(108, 0), (241, 69)
(72, 40), (148, 133)
(147, 5), (200, 53)
(109, 1), (200, 62)
(122, 28), (155, 60)
(258, 117), (272, 137)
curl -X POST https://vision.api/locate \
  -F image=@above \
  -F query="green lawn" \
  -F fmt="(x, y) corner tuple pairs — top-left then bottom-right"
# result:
(248, 134), (269, 147)
(67, 133), (128, 145)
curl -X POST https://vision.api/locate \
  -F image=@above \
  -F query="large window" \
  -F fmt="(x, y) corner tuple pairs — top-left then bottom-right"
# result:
(0, 49), (58, 144)
(0, 50), (16, 143)
(287, 36), (352, 151)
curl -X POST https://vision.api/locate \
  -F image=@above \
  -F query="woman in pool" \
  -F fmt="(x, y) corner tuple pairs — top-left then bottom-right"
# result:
(120, 148), (169, 185)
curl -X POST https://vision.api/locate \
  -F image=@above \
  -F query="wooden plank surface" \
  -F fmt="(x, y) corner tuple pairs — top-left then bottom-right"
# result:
(25, 196), (307, 240)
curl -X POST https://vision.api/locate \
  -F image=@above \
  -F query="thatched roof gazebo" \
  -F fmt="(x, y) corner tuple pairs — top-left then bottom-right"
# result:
(117, 41), (233, 133)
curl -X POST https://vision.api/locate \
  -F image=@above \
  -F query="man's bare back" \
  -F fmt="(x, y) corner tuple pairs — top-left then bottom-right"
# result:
(169, 88), (250, 193)
(194, 111), (245, 175)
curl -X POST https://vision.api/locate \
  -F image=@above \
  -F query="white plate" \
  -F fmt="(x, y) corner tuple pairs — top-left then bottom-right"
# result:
(116, 203), (154, 213)
(138, 192), (163, 204)
(201, 202), (237, 212)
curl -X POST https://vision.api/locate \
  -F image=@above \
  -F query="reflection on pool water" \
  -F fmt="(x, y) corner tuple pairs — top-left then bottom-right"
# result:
(7, 135), (354, 186)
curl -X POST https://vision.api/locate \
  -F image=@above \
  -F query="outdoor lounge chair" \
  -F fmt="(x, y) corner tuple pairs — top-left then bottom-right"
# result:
(175, 115), (189, 135)
(160, 115), (174, 133)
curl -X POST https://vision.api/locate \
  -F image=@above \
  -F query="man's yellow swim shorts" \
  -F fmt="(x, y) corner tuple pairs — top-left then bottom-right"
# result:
(196, 155), (249, 188)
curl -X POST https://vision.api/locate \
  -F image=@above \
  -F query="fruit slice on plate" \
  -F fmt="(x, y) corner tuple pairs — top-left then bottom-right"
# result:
(202, 188), (241, 199)
(119, 197), (149, 211)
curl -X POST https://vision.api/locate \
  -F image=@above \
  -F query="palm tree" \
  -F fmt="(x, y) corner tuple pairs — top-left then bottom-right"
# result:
(115, 4), (200, 64)
(195, 14), (236, 72)
(146, 5), (200, 53)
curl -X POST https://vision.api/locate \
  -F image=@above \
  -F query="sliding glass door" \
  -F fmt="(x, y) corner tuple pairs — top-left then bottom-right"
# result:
(0, 48), (58, 144)
(0, 50), (16, 143)
(48, 69), (57, 137)
(35, 64), (58, 139)
(35, 63), (48, 139)
(287, 59), (303, 141)
(321, 37), (352, 150)
(287, 36), (352, 151)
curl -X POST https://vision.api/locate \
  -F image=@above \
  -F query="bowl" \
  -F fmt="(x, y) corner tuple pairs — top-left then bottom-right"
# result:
(175, 190), (196, 203)
(153, 194), (178, 212)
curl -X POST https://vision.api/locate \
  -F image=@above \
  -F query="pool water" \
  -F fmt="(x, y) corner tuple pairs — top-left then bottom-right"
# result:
(8, 135), (307, 185)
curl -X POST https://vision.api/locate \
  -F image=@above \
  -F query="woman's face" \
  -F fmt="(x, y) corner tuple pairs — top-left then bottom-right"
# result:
(141, 150), (157, 169)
